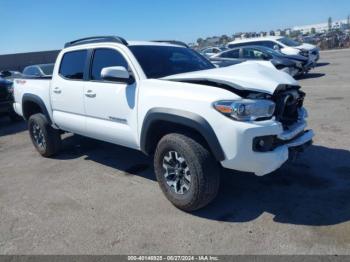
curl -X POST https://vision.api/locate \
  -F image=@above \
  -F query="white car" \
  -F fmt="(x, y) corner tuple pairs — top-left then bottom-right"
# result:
(227, 36), (320, 66)
(22, 63), (55, 78)
(13, 36), (314, 211)
(200, 46), (228, 58)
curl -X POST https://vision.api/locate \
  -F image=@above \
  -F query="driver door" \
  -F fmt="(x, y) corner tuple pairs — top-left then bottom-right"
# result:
(83, 48), (138, 149)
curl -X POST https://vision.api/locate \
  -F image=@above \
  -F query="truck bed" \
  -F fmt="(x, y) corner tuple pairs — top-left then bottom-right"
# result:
(13, 78), (52, 118)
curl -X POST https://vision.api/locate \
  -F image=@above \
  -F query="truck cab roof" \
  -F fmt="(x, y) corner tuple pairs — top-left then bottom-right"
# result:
(63, 36), (188, 51)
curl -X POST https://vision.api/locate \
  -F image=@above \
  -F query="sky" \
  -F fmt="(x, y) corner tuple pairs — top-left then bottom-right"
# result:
(1, 0), (349, 54)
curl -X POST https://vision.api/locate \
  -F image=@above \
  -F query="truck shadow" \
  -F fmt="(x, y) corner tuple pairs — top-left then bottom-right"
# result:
(56, 135), (350, 226)
(0, 117), (26, 137)
(316, 62), (330, 67)
(194, 145), (350, 226)
(56, 134), (155, 181)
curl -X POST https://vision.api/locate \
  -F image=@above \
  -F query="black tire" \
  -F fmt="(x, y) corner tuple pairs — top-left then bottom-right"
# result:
(154, 133), (221, 211)
(28, 113), (61, 157)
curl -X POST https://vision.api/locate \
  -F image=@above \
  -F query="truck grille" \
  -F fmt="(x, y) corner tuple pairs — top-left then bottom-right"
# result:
(273, 88), (305, 127)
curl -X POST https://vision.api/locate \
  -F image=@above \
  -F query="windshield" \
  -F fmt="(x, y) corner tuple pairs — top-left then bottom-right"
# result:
(278, 37), (301, 47)
(40, 64), (54, 75)
(129, 45), (215, 78)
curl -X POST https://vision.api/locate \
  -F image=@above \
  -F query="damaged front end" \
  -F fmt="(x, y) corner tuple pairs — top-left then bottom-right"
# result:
(251, 85), (314, 160)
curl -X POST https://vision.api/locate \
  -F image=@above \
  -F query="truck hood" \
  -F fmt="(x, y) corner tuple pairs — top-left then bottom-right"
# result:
(162, 61), (298, 95)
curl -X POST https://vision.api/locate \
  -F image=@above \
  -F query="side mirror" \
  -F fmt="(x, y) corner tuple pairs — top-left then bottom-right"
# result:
(101, 66), (132, 83)
(273, 45), (280, 51)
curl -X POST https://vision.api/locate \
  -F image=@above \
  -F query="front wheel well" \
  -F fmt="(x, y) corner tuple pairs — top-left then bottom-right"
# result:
(142, 120), (212, 158)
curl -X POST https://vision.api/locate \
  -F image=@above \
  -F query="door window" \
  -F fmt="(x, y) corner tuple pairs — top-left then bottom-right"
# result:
(242, 48), (269, 59)
(91, 49), (128, 81)
(59, 50), (87, 80)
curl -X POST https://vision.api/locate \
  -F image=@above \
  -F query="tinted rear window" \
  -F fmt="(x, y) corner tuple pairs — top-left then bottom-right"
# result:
(59, 50), (87, 80)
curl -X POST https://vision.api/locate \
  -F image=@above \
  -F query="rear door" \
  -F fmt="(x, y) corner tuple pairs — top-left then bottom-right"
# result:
(51, 50), (88, 134)
(83, 48), (138, 148)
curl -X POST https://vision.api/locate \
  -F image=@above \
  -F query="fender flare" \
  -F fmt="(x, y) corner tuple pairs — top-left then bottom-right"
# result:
(22, 93), (52, 124)
(140, 108), (225, 161)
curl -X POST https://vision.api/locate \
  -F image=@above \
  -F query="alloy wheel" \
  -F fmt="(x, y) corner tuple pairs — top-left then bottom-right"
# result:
(162, 151), (191, 194)
(32, 123), (46, 150)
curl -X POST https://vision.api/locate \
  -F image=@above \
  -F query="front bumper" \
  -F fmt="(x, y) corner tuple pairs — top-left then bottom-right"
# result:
(308, 51), (320, 66)
(220, 109), (314, 176)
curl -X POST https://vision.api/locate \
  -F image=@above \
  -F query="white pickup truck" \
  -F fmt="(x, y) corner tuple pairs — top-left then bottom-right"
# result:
(13, 36), (314, 211)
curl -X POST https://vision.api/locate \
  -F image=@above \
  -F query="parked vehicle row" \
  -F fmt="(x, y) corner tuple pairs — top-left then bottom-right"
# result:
(227, 36), (320, 66)
(210, 45), (310, 77)
(12, 36), (314, 211)
(199, 36), (320, 78)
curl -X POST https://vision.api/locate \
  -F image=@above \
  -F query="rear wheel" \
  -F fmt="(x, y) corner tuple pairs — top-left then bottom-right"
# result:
(28, 113), (61, 157)
(154, 133), (221, 211)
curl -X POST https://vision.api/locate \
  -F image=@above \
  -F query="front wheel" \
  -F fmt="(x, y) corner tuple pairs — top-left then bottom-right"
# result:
(28, 113), (61, 157)
(154, 133), (221, 211)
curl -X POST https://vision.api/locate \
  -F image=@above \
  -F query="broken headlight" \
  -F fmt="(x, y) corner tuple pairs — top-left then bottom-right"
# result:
(214, 99), (275, 121)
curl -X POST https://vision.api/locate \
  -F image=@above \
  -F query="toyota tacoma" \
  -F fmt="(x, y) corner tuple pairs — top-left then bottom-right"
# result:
(13, 36), (314, 211)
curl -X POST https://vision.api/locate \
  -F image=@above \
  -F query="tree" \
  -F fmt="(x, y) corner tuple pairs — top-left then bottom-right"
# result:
(219, 35), (230, 45)
(311, 27), (316, 34)
(328, 17), (333, 31)
(197, 38), (204, 47)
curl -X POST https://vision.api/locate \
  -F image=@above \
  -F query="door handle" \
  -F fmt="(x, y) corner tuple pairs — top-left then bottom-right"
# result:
(53, 87), (62, 94)
(85, 90), (96, 98)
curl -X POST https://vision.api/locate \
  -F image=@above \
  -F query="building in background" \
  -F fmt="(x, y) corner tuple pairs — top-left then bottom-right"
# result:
(292, 19), (347, 34)
(0, 50), (60, 72)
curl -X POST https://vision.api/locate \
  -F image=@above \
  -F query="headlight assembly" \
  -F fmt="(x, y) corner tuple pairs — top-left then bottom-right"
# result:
(213, 99), (275, 121)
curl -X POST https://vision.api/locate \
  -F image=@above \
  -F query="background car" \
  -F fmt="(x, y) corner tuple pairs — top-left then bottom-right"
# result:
(199, 46), (228, 58)
(210, 45), (308, 77)
(227, 36), (320, 66)
(0, 77), (21, 122)
(22, 63), (54, 77)
(0, 70), (23, 80)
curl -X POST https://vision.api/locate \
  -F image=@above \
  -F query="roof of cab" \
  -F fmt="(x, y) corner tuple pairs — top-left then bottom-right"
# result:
(127, 41), (185, 47)
(63, 36), (187, 49)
